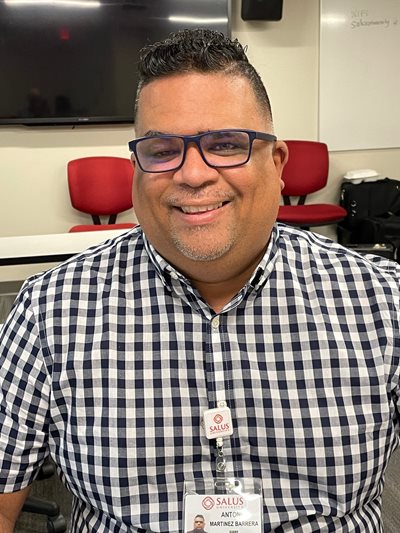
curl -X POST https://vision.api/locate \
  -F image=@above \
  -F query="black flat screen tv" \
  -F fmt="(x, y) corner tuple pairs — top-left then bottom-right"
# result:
(0, 0), (231, 126)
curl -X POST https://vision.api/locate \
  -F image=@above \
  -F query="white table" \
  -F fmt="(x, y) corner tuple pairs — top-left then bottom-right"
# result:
(0, 229), (129, 266)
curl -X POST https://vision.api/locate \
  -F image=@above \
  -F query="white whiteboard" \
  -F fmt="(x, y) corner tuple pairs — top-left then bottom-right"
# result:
(319, 0), (400, 151)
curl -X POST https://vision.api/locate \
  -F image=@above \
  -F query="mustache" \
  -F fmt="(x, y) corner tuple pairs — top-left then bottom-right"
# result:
(165, 189), (234, 205)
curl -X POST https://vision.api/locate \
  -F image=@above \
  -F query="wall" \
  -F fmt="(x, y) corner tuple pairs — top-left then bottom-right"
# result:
(0, 0), (399, 241)
(319, 0), (400, 151)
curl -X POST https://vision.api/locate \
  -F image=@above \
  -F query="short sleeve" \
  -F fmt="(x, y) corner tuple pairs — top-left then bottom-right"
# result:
(0, 281), (50, 492)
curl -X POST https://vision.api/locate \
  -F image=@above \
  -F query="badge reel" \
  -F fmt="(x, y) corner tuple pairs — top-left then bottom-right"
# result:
(183, 402), (263, 533)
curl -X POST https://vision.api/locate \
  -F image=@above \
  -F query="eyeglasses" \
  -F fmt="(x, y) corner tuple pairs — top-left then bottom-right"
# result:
(128, 129), (277, 173)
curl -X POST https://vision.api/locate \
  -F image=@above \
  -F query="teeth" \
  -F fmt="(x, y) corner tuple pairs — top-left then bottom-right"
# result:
(180, 202), (223, 214)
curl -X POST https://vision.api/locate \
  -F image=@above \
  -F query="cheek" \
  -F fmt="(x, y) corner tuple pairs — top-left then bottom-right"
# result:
(133, 173), (155, 205)
(245, 166), (282, 221)
(133, 175), (169, 223)
(243, 163), (281, 202)
(132, 177), (155, 225)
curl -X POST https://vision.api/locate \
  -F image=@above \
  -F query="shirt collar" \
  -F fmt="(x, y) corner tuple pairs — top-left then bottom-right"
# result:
(142, 232), (187, 289)
(142, 224), (281, 296)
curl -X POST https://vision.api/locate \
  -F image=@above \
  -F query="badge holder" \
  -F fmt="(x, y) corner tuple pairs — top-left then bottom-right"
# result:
(183, 402), (263, 532)
(183, 478), (263, 533)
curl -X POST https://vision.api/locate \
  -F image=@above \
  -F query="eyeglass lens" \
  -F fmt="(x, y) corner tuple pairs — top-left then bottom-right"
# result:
(136, 130), (251, 172)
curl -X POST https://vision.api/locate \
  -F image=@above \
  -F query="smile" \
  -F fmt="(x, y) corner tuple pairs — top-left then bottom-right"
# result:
(179, 202), (226, 214)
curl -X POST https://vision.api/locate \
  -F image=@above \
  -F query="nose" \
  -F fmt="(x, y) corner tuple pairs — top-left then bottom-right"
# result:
(172, 141), (219, 187)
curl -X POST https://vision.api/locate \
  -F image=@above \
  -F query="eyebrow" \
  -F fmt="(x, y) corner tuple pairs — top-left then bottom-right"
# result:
(142, 129), (213, 138)
(143, 130), (164, 137)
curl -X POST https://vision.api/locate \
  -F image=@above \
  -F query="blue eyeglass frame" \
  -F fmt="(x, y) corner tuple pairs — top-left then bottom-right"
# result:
(128, 129), (277, 173)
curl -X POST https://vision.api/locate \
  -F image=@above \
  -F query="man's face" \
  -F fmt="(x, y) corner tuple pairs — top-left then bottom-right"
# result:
(132, 72), (287, 279)
(193, 517), (205, 530)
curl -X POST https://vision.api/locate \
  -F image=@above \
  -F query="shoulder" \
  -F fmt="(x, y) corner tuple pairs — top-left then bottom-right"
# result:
(274, 224), (400, 317)
(12, 227), (158, 320)
(277, 223), (400, 286)
(23, 226), (146, 292)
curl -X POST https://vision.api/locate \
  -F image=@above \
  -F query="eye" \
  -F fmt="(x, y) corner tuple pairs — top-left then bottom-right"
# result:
(203, 133), (248, 155)
(210, 141), (240, 151)
(141, 139), (181, 160)
(150, 149), (180, 160)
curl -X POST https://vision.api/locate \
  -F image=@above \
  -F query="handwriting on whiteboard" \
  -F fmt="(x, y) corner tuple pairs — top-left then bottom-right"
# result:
(351, 9), (398, 29)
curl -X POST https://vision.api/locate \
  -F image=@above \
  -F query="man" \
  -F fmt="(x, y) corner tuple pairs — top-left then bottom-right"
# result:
(186, 514), (207, 533)
(0, 28), (399, 533)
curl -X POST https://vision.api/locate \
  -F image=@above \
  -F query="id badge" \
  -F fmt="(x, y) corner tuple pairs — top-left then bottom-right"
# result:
(183, 478), (263, 533)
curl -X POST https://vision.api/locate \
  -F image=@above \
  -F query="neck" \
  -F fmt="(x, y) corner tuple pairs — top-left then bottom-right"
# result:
(189, 249), (265, 313)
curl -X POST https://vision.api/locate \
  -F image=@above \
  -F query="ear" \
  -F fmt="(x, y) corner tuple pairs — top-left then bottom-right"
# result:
(272, 140), (288, 190)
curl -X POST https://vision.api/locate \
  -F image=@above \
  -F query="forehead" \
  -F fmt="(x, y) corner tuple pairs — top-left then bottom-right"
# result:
(135, 72), (269, 135)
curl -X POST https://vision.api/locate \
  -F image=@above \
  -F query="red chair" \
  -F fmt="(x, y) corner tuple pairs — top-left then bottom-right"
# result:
(69, 223), (134, 233)
(277, 140), (347, 230)
(68, 156), (136, 232)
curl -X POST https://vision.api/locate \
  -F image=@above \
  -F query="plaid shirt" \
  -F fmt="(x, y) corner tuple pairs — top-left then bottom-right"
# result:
(0, 224), (399, 533)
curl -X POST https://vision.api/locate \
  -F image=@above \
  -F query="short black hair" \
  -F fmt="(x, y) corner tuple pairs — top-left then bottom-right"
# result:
(134, 28), (273, 123)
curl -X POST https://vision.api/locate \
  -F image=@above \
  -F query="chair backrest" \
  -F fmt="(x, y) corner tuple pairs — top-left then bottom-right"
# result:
(68, 156), (133, 217)
(281, 141), (329, 197)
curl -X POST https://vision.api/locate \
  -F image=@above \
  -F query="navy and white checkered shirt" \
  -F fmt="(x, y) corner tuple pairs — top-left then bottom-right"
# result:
(1, 224), (400, 532)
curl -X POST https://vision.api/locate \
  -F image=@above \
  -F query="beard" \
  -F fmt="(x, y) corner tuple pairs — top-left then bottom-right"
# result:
(171, 224), (234, 262)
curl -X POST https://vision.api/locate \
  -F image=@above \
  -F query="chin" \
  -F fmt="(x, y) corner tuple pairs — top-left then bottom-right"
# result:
(173, 238), (233, 263)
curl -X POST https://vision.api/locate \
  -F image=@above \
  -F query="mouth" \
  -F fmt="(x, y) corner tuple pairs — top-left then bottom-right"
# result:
(177, 201), (229, 214)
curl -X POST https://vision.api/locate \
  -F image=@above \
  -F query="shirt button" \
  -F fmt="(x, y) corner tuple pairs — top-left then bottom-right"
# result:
(211, 316), (220, 329)
(170, 271), (178, 280)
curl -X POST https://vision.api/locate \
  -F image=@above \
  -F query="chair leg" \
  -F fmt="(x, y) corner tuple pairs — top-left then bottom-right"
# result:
(22, 496), (67, 533)
(47, 514), (68, 533)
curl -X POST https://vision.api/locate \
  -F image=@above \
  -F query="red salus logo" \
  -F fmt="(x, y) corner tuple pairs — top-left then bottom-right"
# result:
(214, 413), (223, 424)
(202, 496), (215, 510)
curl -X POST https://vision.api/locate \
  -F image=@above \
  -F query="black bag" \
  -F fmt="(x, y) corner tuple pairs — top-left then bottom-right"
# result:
(352, 213), (400, 249)
(346, 243), (395, 260)
(340, 178), (400, 231)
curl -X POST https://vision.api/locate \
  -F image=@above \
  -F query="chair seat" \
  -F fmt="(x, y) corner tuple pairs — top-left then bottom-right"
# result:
(278, 204), (347, 226)
(69, 223), (136, 233)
